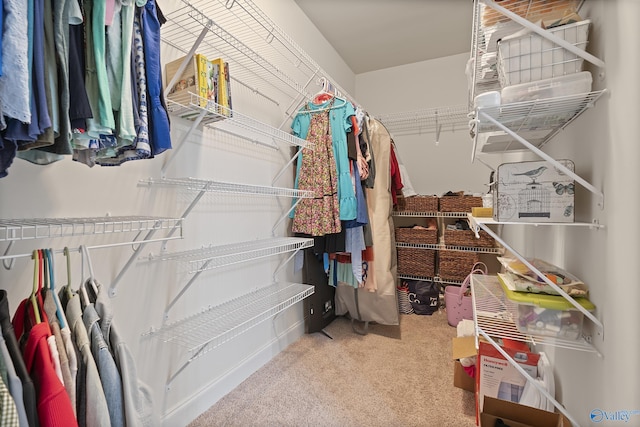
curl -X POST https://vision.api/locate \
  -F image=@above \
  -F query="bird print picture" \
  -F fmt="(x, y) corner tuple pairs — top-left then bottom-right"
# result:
(495, 160), (575, 223)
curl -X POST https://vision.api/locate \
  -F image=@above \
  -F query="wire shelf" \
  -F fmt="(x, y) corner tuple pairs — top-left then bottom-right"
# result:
(163, 1), (312, 105)
(151, 237), (313, 273)
(468, 214), (604, 229)
(162, 0), (358, 113)
(396, 241), (504, 255)
(140, 177), (315, 199)
(144, 282), (313, 356)
(377, 105), (470, 136)
(0, 216), (183, 242)
(167, 94), (312, 149)
(473, 90), (606, 154)
(471, 273), (598, 353)
(398, 274), (464, 287)
(392, 211), (469, 218)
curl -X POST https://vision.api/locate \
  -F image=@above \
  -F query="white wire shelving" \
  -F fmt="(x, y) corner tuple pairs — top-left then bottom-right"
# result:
(151, 237), (313, 274)
(161, 0), (358, 121)
(468, 214), (603, 330)
(377, 105), (470, 137)
(143, 281), (314, 389)
(471, 273), (599, 353)
(398, 274), (464, 287)
(151, 237), (313, 321)
(392, 211), (469, 218)
(471, 90), (607, 157)
(140, 177), (314, 199)
(396, 241), (504, 255)
(165, 94), (312, 150)
(0, 216), (182, 242)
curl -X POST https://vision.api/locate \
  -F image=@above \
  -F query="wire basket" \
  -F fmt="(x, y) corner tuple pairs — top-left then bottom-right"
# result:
(443, 229), (495, 248)
(497, 19), (591, 86)
(401, 195), (439, 213)
(439, 252), (480, 282)
(439, 196), (483, 213)
(395, 227), (438, 245)
(397, 248), (436, 278)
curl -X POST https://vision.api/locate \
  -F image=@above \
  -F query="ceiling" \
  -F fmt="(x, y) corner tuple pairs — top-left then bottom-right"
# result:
(294, 0), (474, 75)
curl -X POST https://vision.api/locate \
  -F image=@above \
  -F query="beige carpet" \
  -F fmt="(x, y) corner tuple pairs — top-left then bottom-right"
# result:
(189, 311), (477, 427)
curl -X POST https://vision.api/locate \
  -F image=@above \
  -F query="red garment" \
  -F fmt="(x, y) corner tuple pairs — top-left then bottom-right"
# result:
(22, 322), (78, 427)
(13, 295), (78, 427)
(389, 142), (403, 205)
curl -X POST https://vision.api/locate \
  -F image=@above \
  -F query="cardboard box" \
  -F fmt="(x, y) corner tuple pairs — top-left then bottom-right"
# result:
(476, 341), (539, 420)
(454, 361), (475, 392)
(452, 336), (477, 392)
(165, 55), (200, 106)
(481, 396), (570, 427)
(494, 160), (575, 223)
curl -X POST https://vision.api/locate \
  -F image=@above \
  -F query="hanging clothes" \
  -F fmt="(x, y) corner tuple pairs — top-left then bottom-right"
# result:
(292, 98), (357, 221)
(0, 334), (28, 427)
(0, 0), (31, 129)
(11, 295), (78, 427)
(291, 99), (342, 236)
(90, 280), (157, 427)
(62, 291), (111, 427)
(0, 291), (38, 427)
(335, 117), (399, 326)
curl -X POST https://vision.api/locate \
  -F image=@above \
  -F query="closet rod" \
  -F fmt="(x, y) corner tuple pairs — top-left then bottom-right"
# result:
(0, 235), (182, 262)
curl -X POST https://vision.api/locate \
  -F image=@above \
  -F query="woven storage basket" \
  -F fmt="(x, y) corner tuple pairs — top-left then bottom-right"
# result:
(397, 248), (436, 278)
(443, 229), (495, 248)
(395, 227), (438, 245)
(439, 195), (482, 213)
(439, 251), (480, 282)
(403, 195), (439, 212)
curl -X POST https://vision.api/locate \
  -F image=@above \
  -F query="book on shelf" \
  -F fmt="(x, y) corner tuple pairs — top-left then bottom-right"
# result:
(208, 57), (230, 117)
(196, 53), (218, 108)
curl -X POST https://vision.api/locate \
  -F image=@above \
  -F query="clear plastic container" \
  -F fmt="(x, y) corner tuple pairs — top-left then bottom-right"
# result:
(498, 273), (595, 340)
(501, 71), (592, 104)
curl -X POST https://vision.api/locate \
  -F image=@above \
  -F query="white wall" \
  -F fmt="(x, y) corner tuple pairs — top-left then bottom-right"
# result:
(0, 0), (356, 426)
(356, 54), (492, 196)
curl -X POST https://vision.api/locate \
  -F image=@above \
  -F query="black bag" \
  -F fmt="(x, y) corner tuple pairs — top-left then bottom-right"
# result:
(405, 280), (440, 315)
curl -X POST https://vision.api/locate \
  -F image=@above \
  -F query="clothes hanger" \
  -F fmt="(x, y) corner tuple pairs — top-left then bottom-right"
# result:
(313, 78), (334, 104)
(46, 248), (67, 328)
(30, 250), (42, 324)
(63, 247), (74, 300)
(79, 245), (97, 307)
(37, 249), (50, 326)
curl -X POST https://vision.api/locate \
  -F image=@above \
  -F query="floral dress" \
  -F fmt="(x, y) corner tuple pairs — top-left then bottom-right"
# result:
(292, 99), (341, 236)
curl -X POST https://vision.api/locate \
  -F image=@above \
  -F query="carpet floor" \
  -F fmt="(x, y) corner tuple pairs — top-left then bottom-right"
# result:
(189, 310), (477, 427)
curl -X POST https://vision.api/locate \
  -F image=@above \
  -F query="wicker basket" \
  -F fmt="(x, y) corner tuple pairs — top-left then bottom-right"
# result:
(443, 229), (495, 248)
(395, 227), (438, 245)
(402, 195), (439, 212)
(397, 248), (436, 278)
(438, 251), (480, 282)
(439, 195), (483, 213)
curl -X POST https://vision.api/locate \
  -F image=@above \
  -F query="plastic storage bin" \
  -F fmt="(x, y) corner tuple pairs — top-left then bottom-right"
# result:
(501, 71), (592, 104)
(498, 274), (595, 340)
(497, 19), (590, 86)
